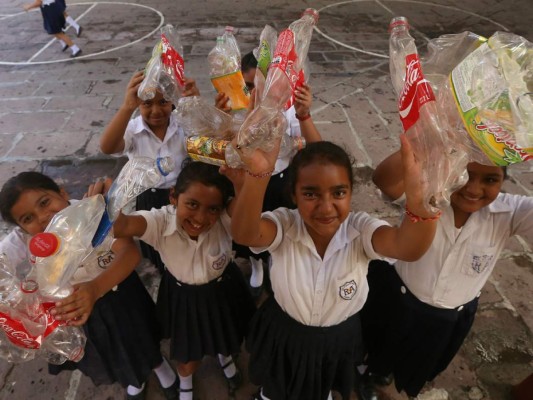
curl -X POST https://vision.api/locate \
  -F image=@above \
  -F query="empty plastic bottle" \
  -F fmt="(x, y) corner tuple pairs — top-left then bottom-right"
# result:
(41, 324), (86, 364)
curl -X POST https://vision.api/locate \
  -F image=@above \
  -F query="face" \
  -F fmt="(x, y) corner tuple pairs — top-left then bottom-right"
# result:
(171, 182), (224, 239)
(242, 67), (256, 91)
(450, 162), (504, 215)
(292, 163), (352, 247)
(139, 91), (173, 131)
(10, 189), (70, 235)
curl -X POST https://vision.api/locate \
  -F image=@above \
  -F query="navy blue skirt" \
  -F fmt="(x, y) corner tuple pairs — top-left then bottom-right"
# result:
(247, 297), (362, 400)
(40, 1), (65, 35)
(49, 272), (163, 388)
(361, 260), (478, 397)
(157, 262), (256, 363)
(135, 188), (170, 272)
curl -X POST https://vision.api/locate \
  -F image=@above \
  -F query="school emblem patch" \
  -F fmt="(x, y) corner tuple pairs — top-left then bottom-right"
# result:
(471, 254), (494, 274)
(212, 254), (227, 270)
(339, 280), (357, 300)
(97, 251), (115, 269)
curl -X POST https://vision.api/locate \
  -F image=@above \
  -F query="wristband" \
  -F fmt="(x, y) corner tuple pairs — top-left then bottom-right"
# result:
(246, 169), (274, 178)
(404, 206), (441, 223)
(295, 112), (311, 121)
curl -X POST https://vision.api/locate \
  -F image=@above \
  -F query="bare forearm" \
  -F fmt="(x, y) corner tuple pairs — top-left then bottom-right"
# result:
(300, 118), (322, 143)
(372, 150), (404, 200)
(100, 107), (135, 154)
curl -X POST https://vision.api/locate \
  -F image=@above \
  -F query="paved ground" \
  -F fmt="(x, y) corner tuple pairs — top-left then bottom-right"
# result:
(0, 0), (532, 399)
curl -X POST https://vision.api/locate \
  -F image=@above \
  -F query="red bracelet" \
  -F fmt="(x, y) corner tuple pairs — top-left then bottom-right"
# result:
(295, 113), (311, 121)
(404, 206), (441, 223)
(246, 169), (274, 178)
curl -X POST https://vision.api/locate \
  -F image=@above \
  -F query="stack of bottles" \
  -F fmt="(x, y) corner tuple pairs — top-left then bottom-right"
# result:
(388, 16), (532, 213)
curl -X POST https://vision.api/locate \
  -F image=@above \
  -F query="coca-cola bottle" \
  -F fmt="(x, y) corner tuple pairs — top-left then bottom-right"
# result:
(389, 16), (469, 212)
(91, 156), (174, 247)
(237, 9), (318, 154)
(41, 323), (85, 364)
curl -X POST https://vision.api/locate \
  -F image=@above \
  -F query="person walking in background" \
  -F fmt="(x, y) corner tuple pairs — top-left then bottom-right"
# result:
(23, 0), (82, 57)
(56, 0), (82, 51)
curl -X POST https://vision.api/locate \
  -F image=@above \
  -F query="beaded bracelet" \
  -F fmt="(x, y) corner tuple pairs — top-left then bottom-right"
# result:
(295, 112), (311, 121)
(246, 169), (274, 178)
(405, 205), (442, 223)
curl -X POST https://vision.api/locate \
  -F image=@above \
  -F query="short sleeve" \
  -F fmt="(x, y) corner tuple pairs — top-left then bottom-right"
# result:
(250, 209), (288, 254)
(350, 212), (392, 261)
(508, 194), (533, 237)
(133, 208), (167, 250)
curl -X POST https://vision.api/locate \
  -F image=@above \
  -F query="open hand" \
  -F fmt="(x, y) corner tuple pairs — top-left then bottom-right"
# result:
(51, 282), (100, 326)
(182, 77), (200, 97)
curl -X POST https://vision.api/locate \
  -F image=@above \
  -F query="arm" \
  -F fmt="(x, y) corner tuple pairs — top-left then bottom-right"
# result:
(230, 140), (280, 247)
(218, 166), (245, 218)
(294, 84), (322, 143)
(52, 237), (141, 325)
(100, 71), (144, 154)
(182, 77), (200, 97)
(112, 212), (148, 238)
(215, 92), (231, 113)
(23, 0), (41, 11)
(372, 150), (404, 200)
(371, 135), (439, 261)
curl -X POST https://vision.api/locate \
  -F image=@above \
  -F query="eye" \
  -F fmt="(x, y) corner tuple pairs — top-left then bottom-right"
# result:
(141, 101), (152, 107)
(186, 201), (198, 210)
(39, 197), (50, 207)
(302, 192), (317, 199)
(209, 206), (222, 214)
(333, 190), (347, 199)
(160, 99), (169, 105)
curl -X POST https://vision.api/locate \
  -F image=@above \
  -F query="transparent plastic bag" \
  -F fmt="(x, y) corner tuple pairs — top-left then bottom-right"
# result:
(236, 9), (318, 155)
(174, 97), (234, 138)
(138, 24), (185, 105)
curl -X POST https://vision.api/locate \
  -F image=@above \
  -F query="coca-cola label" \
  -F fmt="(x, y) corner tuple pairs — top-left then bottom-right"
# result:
(161, 34), (185, 88)
(398, 54), (435, 132)
(0, 312), (42, 349)
(271, 29), (302, 110)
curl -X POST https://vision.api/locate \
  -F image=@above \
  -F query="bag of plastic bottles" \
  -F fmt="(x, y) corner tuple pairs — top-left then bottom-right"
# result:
(29, 195), (106, 299)
(236, 9), (318, 155)
(208, 27), (250, 111)
(138, 24), (185, 105)
(91, 156), (174, 247)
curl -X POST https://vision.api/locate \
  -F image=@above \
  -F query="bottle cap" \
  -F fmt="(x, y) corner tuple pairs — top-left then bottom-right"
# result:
(29, 232), (60, 258)
(224, 26), (234, 33)
(302, 8), (319, 24)
(20, 279), (38, 294)
(156, 157), (174, 176)
(389, 16), (409, 32)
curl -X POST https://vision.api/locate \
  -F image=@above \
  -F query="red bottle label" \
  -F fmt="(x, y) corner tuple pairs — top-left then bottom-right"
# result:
(271, 29), (302, 109)
(161, 34), (185, 88)
(0, 311), (42, 349)
(398, 54), (435, 132)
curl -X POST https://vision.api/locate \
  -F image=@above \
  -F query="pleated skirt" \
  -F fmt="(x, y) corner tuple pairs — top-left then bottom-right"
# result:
(361, 260), (478, 397)
(41, 2), (65, 35)
(49, 272), (163, 388)
(157, 262), (256, 363)
(247, 297), (362, 400)
(135, 188), (170, 272)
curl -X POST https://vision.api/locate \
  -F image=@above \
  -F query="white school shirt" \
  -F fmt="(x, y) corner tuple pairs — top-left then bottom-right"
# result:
(121, 111), (187, 189)
(274, 106), (301, 174)
(252, 208), (390, 327)
(135, 205), (233, 285)
(395, 193), (533, 309)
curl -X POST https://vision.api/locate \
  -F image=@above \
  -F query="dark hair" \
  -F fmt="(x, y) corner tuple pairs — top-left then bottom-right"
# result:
(287, 141), (355, 194)
(172, 159), (234, 206)
(0, 172), (61, 225)
(241, 51), (258, 73)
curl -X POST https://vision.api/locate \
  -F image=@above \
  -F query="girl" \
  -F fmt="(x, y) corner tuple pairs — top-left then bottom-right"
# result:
(360, 152), (533, 398)
(231, 136), (439, 400)
(0, 172), (179, 400)
(100, 71), (199, 273)
(23, 0), (82, 58)
(111, 161), (256, 400)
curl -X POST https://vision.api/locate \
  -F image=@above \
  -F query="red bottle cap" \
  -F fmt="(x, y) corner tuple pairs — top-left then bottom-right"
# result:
(29, 232), (60, 258)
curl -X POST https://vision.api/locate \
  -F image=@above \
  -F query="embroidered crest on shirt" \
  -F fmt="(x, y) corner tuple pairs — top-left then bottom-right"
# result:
(339, 280), (357, 300)
(97, 251), (115, 269)
(471, 254), (494, 274)
(212, 254), (227, 270)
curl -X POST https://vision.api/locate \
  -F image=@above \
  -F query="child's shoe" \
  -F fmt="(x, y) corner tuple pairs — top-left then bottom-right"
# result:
(160, 378), (180, 400)
(76, 25), (83, 37)
(70, 47), (82, 58)
(226, 370), (242, 396)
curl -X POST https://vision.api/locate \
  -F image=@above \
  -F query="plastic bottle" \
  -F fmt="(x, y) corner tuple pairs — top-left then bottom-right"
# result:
(91, 156), (174, 247)
(237, 9), (318, 154)
(186, 134), (305, 168)
(208, 33), (250, 111)
(41, 324), (85, 364)
(29, 195), (106, 299)
(388, 16), (469, 212)
(222, 26), (241, 63)
(0, 330), (37, 363)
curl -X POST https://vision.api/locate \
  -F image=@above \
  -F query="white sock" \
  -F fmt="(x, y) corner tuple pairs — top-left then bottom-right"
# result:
(250, 257), (264, 288)
(153, 358), (177, 388)
(327, 391), (333, 400)
(178, 372), (193, 400)
(260, 388), (271, 400)
(65, 15), (80, 30)
(58, 39), (67, 48)
(70, 45), (80, 54)
(218, 354), (237, 378)
(126, 383), (145, 396)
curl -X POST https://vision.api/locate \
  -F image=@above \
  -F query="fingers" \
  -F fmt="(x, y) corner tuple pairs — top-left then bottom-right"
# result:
(85, 177), (110, 197)
(215, 92), (231, 113)
(182, 78), (200, 97)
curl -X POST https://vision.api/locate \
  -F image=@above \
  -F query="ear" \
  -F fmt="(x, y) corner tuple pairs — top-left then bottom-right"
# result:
(59, 187), (70, 201)
(169, 188), (178, 206)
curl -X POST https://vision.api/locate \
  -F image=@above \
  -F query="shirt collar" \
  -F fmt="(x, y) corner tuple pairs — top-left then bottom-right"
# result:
(131, 112), (178, 140)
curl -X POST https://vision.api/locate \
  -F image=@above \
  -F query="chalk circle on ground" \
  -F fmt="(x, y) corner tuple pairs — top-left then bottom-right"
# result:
(0, 1), (164, 66)
(314, 0), (509, 59)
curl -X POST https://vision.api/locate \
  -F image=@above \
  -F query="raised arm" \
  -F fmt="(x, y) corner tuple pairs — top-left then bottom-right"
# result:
(23, 0), (41, 11)
(294, 84), (321, 143)
(371, 135), (439, 261)
(372, 149), (404, 200)
(100, 71), (143, 154)
(52, 237), (141, 325)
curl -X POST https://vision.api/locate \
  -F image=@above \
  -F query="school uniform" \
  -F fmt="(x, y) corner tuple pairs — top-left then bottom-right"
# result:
(0, 211), (163, 388)
(40, 0), (66, 35)
(120, 111), (188, 272)
(134, 205), (255, 363)
(246, 208), (390, 400)
(362, 192), (533, 397)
